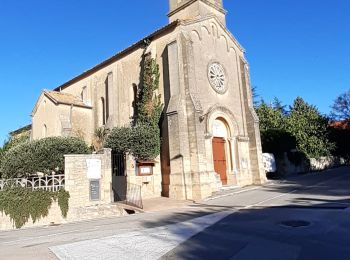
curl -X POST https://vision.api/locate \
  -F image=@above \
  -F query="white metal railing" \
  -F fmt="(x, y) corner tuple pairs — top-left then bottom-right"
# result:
(0, 175), (65, 192)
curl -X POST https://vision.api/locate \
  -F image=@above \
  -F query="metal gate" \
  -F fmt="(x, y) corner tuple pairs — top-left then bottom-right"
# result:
(112, 152), (125, 176)
(111, 152), (143, 209)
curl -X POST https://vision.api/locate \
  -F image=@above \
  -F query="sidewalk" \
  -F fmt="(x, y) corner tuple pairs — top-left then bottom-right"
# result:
(142, 185), (263, 212)
(142, 197), (194, 212)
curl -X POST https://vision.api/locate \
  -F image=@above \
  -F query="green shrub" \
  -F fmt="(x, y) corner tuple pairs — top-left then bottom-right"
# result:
(105, 125), (161, 161)
(105, 127), (133, 153)
(105, 55), (162, 161)
(0, 187), (69, 229)
(137, 54), (163, 128)
(261, 129), (296, 158)
(0, 137), (90, 178)
(256, 97), (334, 159)
(57, 189), (70, 218)
(131, 124), (160, 160)
(0, 133), (30, 175)
(328, 127), (350, 160)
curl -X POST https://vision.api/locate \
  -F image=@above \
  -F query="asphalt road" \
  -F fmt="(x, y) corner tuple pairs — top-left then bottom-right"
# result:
(1, 166), (349, 260)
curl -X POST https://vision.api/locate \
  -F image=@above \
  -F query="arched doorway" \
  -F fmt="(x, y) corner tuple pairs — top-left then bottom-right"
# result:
(212, 118), (229, 185)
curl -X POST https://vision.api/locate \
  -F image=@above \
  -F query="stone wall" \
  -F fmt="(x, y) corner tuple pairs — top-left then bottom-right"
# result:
(0, 149), (127, 231)
(124, 155), (162, 200)
(276, 154), (348, 176)
(65, 149), (113, 207)
(0, 202), (125, 231)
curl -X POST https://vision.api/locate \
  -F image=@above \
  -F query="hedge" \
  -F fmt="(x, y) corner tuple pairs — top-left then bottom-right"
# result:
(131, 124), (160, 160)
(105, 127), (133, 154)
(105, 124), (161, 161)
(261, 129), (296, 158)
(0, 137), (90, 178)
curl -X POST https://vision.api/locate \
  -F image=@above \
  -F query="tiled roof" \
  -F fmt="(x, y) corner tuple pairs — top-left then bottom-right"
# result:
(330, 120), (350, 129)
(9, 124), (32, 137)
(44, 90), (91, 108)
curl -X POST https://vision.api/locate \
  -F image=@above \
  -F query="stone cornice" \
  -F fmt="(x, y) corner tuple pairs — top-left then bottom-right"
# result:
(180, 15), (245, 53)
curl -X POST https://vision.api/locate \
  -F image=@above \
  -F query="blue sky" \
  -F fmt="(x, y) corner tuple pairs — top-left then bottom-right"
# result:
(0, 0), (349, 143)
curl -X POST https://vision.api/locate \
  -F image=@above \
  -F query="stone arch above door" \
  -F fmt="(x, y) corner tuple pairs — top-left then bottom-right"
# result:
(212, 118), (229, 138)
(204, 105), (240, 138)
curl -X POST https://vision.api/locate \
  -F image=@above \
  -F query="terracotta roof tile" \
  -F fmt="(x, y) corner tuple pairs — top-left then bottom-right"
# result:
(44, 90), (91, 108)
(330, 120), (350, 129)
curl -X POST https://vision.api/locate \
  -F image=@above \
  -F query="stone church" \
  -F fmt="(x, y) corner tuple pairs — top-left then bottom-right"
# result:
(31, 0), (267, 200)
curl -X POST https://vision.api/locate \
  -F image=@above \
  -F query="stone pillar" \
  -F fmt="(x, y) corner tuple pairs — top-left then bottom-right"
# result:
(64, 148), (113, 208)
(239, 58), (267, 185)
(165, 33), (214, 201)
(165, 40), (193, 200)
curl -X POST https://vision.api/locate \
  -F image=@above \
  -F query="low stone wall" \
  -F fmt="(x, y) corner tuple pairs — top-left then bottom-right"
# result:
(0, 202), (126, 231)
(277, 154), (348, 176)
(0, 149), (127, 231)
(310, 157), (347, 171)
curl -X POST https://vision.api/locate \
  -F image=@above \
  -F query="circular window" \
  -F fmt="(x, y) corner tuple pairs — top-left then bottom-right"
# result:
(208, 62), (227, 94)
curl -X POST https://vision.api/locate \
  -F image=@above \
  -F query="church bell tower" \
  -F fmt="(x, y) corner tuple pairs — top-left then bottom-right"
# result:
(168, 0), (226, 24)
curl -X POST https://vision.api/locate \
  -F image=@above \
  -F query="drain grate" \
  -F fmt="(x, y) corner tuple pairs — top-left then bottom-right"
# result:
(280, 220), (311, 228)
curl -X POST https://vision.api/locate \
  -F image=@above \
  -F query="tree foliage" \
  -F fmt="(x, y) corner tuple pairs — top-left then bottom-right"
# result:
(256, 97), (333, 159)
(131, 124), (161, 160)
(105, 54), (162, 161)
(260, 129), (296, 157)
(93, 127), (110, 151)
(105, 127), (133, 153)
(328, 127), (350, 161)
(0, 133), (30, 169)
(285, 97), (333, 158)
(137, 54), (163, 128)
(0, 137), (90, 178)
(330, 89), (350, 121)
(255, 101), (284, 131)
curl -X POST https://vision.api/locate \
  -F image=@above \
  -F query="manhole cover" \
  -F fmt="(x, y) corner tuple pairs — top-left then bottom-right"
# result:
(280, 220), (311, 228)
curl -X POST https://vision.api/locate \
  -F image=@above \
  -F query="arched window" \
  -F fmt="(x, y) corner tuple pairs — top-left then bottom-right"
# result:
(101, 97), (106, 126)
(105, 73), (112, 122)
(43, 124), (47, 138)
(81, 86), (87, 103)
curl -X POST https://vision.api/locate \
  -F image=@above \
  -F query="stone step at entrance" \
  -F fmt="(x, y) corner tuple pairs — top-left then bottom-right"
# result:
(71, 204), (128, 221)
(215, 173), (223, 190)
(113, 202), (144, 215)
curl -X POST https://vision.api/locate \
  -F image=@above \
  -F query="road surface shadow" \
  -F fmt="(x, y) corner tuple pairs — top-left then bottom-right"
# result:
(140, 167), (350, 259)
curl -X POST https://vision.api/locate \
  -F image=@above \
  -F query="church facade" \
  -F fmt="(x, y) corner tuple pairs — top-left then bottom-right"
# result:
(31, 0), (267, 200)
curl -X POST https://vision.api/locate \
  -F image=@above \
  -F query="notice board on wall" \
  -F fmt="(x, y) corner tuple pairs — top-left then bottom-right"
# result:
(89, 180), (100, 201)
(86, 159), (102, 179)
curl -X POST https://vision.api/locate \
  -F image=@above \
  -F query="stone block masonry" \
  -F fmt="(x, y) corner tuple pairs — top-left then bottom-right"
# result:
(0, 149), (126, 231)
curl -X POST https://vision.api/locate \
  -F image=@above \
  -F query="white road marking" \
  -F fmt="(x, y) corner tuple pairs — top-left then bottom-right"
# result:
(50, 210), (234, 260)
(245, 174), (349, 209)
(244, 190), (299, 209)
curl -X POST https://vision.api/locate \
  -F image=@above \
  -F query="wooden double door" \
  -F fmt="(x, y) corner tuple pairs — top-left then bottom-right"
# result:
(212, 137), (227, 185)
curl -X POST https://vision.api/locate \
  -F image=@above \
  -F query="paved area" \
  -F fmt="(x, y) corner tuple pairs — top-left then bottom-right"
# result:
(0, 166), (349, 260)
(142, 197), (193, 212)
(50, 211), (234, 260)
